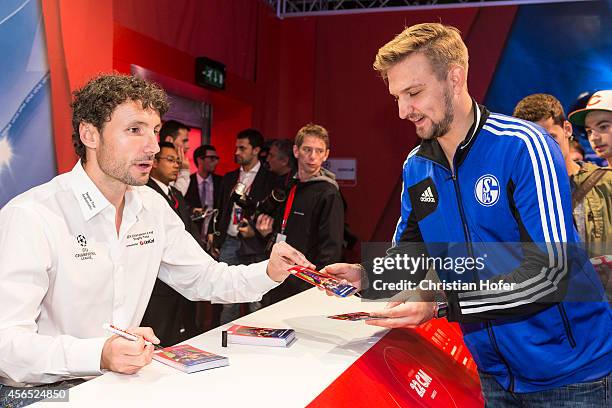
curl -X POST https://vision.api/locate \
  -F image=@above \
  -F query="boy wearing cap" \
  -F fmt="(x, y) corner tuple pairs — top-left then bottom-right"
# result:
(569, 90), (612, 168)
(568, 91), (612, 256)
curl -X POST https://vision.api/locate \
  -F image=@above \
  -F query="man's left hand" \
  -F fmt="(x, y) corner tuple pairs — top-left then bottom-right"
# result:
(238, 221), (255, 238)
(177, 147), (190, 171)
(365, 301), (436, 328)
(266, 241), (314, 282)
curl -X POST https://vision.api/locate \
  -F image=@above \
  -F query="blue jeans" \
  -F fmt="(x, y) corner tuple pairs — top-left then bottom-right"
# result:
(219, 236), (241, 266)
(218, 236), (261, 325)
(479, 371), (611, 408)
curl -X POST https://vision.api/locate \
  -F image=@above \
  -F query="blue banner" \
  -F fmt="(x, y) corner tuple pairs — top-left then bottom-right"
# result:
(0, 0), (56, 208)
(485, 1), (612, 164)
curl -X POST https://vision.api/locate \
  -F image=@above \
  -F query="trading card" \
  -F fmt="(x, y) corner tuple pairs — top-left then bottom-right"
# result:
(288, 265), (359, 297)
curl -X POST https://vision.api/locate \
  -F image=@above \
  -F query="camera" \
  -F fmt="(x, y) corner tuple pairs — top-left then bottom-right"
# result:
(190, 207), (217, 222)
(231, 182), (287, 222)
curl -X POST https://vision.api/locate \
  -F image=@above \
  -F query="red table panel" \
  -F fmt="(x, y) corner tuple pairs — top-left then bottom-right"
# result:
(309, 319), (484, 407)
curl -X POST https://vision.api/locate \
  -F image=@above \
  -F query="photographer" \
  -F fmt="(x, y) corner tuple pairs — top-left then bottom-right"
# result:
(185, 144), (222, 250)
(210, 129), (276, 323)
(258, 124), (345, 304)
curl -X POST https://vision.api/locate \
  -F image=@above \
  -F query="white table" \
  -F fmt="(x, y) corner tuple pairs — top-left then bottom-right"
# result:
(36, 289), (389, 407)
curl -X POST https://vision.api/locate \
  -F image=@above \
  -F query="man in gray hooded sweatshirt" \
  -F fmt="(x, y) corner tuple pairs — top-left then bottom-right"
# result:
(259, 124), (345, 303)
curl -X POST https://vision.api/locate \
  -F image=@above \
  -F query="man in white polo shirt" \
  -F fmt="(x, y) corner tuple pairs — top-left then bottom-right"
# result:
(0, 74), (311, 397)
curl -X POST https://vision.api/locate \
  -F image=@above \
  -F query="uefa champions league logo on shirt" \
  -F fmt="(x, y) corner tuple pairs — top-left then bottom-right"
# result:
(74, 235), (96, 260)
(76, 235), (87, 247)
(474, 174), (500, 206)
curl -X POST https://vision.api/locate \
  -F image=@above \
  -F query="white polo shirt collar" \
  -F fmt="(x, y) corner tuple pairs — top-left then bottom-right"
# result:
(68, 161), (143, 222)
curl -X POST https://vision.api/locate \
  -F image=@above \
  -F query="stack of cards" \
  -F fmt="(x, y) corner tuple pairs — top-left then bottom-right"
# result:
(226, 324), (296, 347)
(153, 344), (229, 373)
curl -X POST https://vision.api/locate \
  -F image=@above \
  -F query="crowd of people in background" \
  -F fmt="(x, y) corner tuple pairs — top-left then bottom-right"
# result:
(152, 86), (610, 343)
(513, 91), (611, 300)
(149, 120), (347, 339)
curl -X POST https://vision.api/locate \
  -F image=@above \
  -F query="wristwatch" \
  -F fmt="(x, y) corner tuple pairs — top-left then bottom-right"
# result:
(434, 301), (448, 319)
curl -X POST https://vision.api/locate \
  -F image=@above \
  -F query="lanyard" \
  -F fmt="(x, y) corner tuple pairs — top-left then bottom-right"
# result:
(281, 185), (297, 234)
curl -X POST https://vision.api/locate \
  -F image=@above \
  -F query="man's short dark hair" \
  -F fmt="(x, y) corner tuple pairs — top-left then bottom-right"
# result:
(159, 120), (191, 142)
(193, 144), (216, 162)
(237, 128), (264, 149)
(272, 139), (297, 169)
(156, 141), (177, 160)
(513, 94), (566, 127)
(71, 73), (169, 163)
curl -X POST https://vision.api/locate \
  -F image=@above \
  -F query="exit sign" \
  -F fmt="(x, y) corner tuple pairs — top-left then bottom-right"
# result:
(196, 57), (226, 90)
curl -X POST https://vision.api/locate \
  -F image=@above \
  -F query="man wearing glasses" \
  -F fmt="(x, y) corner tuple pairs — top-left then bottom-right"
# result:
(185, 144), (222, 249)
(141, 141), (202, 345)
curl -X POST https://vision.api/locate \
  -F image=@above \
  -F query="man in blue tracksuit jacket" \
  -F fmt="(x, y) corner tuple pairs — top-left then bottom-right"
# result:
(323, 23), (611, 406)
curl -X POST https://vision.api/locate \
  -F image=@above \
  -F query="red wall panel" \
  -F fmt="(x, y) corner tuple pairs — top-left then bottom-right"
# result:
(276, 17), (317, 138)
(112, 23), (256, 176)
(464, 6), (517, 103)
(42, 0), (113, 174)
(113, 0), (259, 82)
(251, 4), (283, 138)
(42, 0), (74, 175)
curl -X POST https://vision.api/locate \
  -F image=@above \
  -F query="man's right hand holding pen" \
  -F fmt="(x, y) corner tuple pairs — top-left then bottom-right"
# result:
(100, 326), (160, 375)
(98, 242), (313, 375)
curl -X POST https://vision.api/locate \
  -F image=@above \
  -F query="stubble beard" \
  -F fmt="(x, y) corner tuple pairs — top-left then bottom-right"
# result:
(417, 88), (455, 140)
(235, 154), (256, 168)
(98, 141), (150, 186)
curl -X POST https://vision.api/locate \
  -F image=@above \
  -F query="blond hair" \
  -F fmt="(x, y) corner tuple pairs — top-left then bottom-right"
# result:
(294, 123), (330, 149)
(373, 23), (468, 81)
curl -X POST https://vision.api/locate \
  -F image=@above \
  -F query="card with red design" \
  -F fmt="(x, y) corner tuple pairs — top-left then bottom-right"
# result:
(288, 265), (359, 297)
(327, 312), (386, 321)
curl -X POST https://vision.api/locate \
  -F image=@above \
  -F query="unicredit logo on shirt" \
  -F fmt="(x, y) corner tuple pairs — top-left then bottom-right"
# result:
(126, 230), (156, 248)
